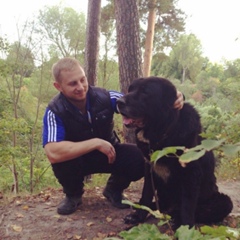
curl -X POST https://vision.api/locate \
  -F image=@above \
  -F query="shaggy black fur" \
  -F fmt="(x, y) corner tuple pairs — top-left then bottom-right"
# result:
(117, 77), (233, 228)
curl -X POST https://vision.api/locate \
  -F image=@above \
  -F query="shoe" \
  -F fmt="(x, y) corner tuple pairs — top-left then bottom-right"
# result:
(103, 188), (129, 209)
(57, 195), (82, 215)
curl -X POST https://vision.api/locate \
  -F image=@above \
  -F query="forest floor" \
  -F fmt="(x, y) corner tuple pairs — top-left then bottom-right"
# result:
(0, 179), (240, 240)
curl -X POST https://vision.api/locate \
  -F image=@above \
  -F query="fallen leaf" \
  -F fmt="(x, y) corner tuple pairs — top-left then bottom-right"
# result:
(66, 233), (73, 239)
(97, 232), (107, 238)
(106, 217), (112, 222)
(15, 200), (22, 205)
(73, 235), (81, 239)
(12, 225), (22, 232)
(22, 205), (29, 210)
(87, 222), (94, 227)
(108, 232), (117, 237)
(16, 213), (24, 218)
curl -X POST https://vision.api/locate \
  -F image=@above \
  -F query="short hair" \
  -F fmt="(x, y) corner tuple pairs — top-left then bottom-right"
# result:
(52, 57), (82, 82)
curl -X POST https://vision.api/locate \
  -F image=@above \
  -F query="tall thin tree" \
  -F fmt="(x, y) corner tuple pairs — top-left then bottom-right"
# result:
(143, 0), (156, 77)
(84, 0), (102, 86)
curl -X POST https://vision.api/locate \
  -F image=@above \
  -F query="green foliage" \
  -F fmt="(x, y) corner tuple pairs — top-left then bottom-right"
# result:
(193, 103), (240, 145)
(194, 105), (229, 139)
(122, 200), (168, 221)
(103, 0), (186, 58)
(138, 0), (186, 53)
(85, 174), (110, 189)
(101, 1), (116, 41)
(98, 59), (120, 90)
(149, 136), (240, 180)
(105, 225), (240, 240)
(216, 155), (240, 180)
(218, 77), (240, 111)
(175, 226), (209, 239)
(0, 36), (10, 53)
(6, 41), (35, 77)
(154, 34), (205, 82)
(175, 225), (238, 240)
(119, 223), (171, 240)
(37, 4), (86, 58)
(104, 200), (240, 240)
(200, 225), (239, 239)
(151, 139), (240, 165)
(204, 62), (224, 81)
(116, 199), (240, 239)
(196, 75), (220, 99)
(223, 59), (240, 79)
(167, 34), (204, 83)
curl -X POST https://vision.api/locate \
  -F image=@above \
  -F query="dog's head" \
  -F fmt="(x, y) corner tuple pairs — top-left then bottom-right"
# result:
(117, 77), (179, 141)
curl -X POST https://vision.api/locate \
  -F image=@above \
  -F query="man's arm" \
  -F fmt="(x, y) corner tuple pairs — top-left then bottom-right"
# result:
(42, 108), (116, 164)
(109, 90), (123, 112)
(44, 138), (116, 164)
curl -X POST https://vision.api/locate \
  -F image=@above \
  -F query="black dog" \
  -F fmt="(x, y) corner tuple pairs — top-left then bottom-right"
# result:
(117, 77), (233, 228)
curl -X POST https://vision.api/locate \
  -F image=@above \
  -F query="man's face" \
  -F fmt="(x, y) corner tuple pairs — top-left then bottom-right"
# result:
(54, 65), (89, 107)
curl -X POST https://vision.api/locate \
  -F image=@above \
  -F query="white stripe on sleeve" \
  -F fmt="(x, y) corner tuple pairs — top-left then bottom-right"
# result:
(47, 110), (57, 142)
(109, 90), (123, 100)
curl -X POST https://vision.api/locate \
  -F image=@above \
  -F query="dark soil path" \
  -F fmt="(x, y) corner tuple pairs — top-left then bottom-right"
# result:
(0, 180), (239, 240)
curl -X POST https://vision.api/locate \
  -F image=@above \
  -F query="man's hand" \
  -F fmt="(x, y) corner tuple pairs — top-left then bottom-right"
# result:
(174, 91), (184, 110)
(97, 140), (116, 164)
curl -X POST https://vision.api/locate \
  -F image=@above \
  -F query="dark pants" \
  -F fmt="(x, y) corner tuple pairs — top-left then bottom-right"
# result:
(51, 143), (145, 196)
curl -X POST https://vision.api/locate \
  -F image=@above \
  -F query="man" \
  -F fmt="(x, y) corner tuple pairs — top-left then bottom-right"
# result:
(42, 57), (184, 215)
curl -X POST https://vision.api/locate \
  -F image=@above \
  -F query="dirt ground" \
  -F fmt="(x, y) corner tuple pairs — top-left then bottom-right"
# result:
(0, 180), (239, 240)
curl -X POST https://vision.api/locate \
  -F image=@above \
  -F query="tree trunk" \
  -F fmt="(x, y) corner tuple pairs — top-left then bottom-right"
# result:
(84, 0), (102, 86)
(115, 0), (143, 143)
(114, 0), (142, 94)
(143, 0), (156, 77)
(182, 67), (186, 83)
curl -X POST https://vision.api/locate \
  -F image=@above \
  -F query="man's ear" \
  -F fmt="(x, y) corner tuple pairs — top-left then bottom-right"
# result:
(53, 81), (62, 91)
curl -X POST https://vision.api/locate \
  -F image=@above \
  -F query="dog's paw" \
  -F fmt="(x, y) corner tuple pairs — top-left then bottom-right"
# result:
(123, 213), (144, 224)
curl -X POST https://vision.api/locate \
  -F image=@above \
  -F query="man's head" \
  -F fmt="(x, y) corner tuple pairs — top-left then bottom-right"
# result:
(52, 57), (89, 109)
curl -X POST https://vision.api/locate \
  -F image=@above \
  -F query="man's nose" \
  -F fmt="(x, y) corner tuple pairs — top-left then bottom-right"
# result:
(76, 81), (84, 90)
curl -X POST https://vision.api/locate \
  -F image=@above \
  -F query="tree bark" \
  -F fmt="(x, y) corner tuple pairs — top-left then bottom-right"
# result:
(115, 0), (143, 143)
(84, 0), (102, 86)
(114, 0), (143, 94)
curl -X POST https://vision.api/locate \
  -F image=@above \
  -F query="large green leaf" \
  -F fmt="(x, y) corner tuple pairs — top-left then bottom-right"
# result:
(221, 143), (240, 156)
(150, 146), (185, 163)
(174, 225), (206, 240)
(179, 149), (206, 163)
(119, 223), (171, 240)
(200, 225), (238, 239)
(201, 139), (225, 151)
(121, 200), (166, 220)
